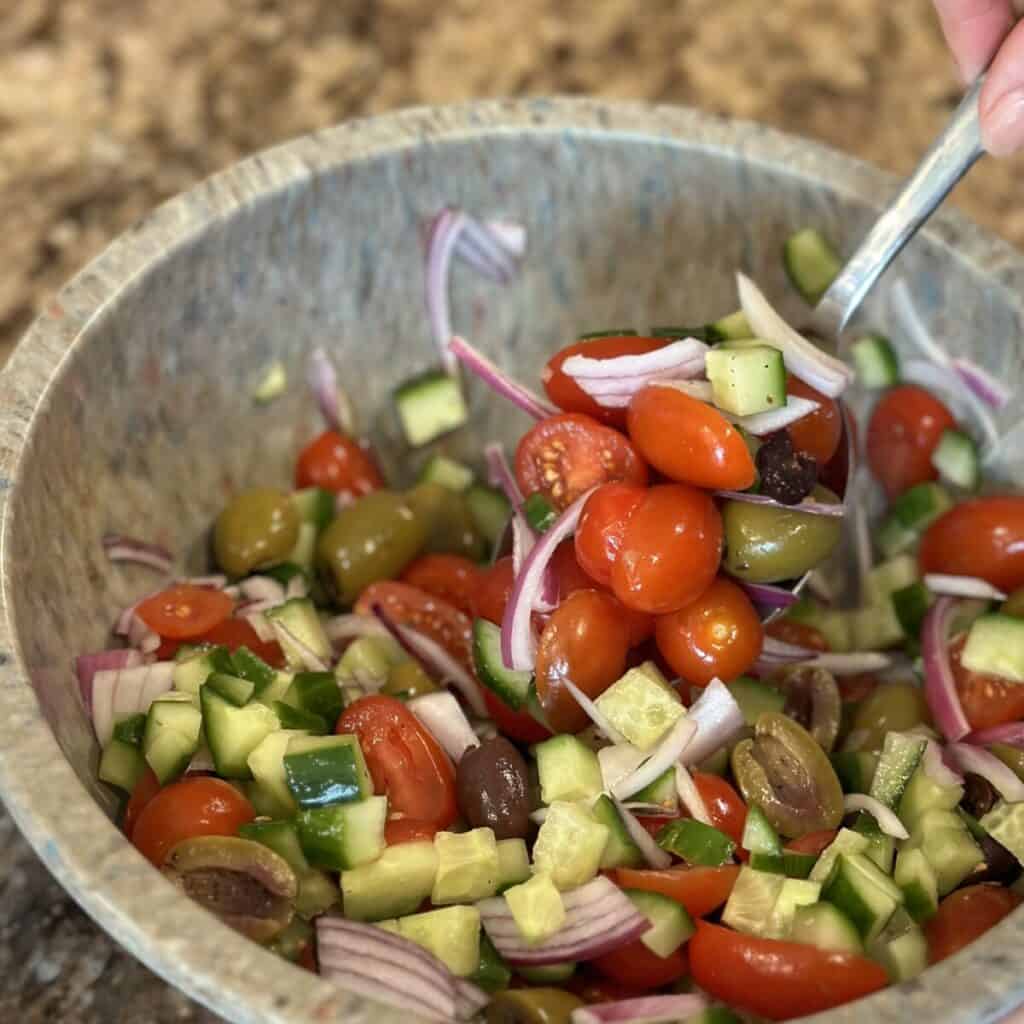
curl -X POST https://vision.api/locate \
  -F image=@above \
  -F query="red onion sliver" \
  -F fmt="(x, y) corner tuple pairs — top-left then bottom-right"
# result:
(674, 763), (712, 826)
(92, 662), (175, 746)
(241, 611), (276, 644)
(240, 575), (287, 604)
(76, 648), (142, 712)
(966, 722), (1024, 748)
(563, 678), (628, 745)
(924, 573), (1007, 602)
(324, 613), (389, 645)
(269, 619), (329, 672)
(952, 356), (1011, 411)
(737, 581), (800, 609)
(449, 335), (557, 420)
(650, 379), (715, 403)
(408, 691), (480, 763)
(612, 717), (697, 800)
(599, 743), (648, 793)
(680, 678), (746, 766)
(723, 395), (820, 436)
(715, 489), (845, 518)
(307, 347), (355, 435)
(484, 441), (525, 509)
(946, 743), (1024, 802)
(922, 738), (964, 786)
(843, 794), (909, 839)
(426, 209), (467, 374)
(561, 338), (708, 379)
(455, 215), (518, 283)
(511, 514), (535, 577)
(485, 218), (527, 258)
(922, 597), (970, 741)
(571, 993), (708, 1024)
(610, 796), (672, 868)
(103, 534), (173, 573)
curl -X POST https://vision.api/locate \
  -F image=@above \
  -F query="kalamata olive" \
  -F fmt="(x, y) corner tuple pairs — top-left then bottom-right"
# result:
(214, 488), (300, 577)
(731, 712), (844, 838)
(486, 989), (584, 1024)
(962, 773), (999, 819)
(844, 683), (930, 753)
(969, 833), (1023, 886)
(457, 737), (531, 840)
(755, 432), (817, 506)
(774, 664), (842, 752)
(162, 835), (297, 941)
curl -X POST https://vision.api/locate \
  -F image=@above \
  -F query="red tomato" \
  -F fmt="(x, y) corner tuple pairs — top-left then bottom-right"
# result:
(384, 818), (439, 845)
(838, 673), (879, 704)
(130, 777), (255, 866)
(336, 696), (457, 829)
(765, 618), (829, 653)
(136, 584), (234, 640)
(694, 773), (747, 848)
(919, 498), (1024, 594)
(575, 483), (646, 588)
(611, 484), (723, 615)
(535, 590), (630, 733)
(786, 376), (842, 465)
(298, 943), (318, 973)
(592, 938), (689, 989)
(355, 582), (474, 678)
(543, 335), (668, 426)
(481, 687), (552, 744)
(566, 973), (647, 1004)
(786, 830), (837, 856)
(689, 921), (889, 1020)
(613, 865), (740, 919)
(628, 386), (755, 491)
(655, 577), (763, 686)
(122, 767), (161, 839)
(950, 633), (1024, 731)
(471, 556), (515, 625)
(515, 413), (648, 512)
(401, 554), (481, 618)
(198, 617), (287, 668)
(294, 429), (383, 500)
(926, 884), (1021, 964)
(866, 385), (956, 498)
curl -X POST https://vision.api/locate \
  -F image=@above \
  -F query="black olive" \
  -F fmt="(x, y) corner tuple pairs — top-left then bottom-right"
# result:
(755, 432), (818, 506)
(969, 834), (1022, 886)
(962, 773), (999, 819)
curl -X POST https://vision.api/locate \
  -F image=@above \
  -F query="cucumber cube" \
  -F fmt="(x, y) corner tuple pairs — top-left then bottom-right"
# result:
(765, 877), (821, 938)
(246, 729), (308, 818)
(341, 840), (439, 921)
(534, 734), (604, 804)
(980, 800), (1024, 867)
(496, 838), (531, 891)
(656, 819), (735, 867)
(390, 905), (481, 978)
(591, 795), (644, 870)
(284, 734), (372, 808)
(394, 370), (469, 448)
(962, 614), (1024, 683)
(504, 873), (565, 944)
(822, 853), (902, 942)
(532, 802), (609, 890)
(432, 829), (501, 905)
(624, 888), (694, 957)
(783, 228), (841, 305)
(296, 794), (387, 870)
(706, 345), (787, 416)
(98, 738), (148, 792)
(593, 662), (684, 751)
(722, 867), (784, 937)
(894, 847), (939, 923)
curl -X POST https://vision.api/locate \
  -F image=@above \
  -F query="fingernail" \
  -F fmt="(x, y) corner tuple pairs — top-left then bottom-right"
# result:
(983, 90), (1024, 157)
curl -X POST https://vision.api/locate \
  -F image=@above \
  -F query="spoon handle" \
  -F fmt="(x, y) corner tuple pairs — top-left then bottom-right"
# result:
(815, 75), (986, 338)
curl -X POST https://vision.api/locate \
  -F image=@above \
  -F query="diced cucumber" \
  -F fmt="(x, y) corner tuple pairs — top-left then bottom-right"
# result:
(394, 369), (469, 448)
(958, 806), (989, 843)
(632, 768), (679, 813)
(705, 345), (787, 417)
(112, 712), (147, 747)
(523, 492), (557, 533)
(253, 670), (293, 707)
(496, 838), (531, 891)
(783, 228), (841, 305)
(433, 828), (501, 904)
(790, 902), (863, 954)
(246, 729), (308, 818)
(274, 701), (328, 734)
(891, 482), (954, 533)
(742, 805), (782, 856)
(593, 662), (684, 751)
(848, 603), (904, 651)
(98, 738), (148, 792)
(722, 867), (784, 937)
(206, 672), (256, 707)
(871, 923), (928, 982)
(980, 800), (1024, 866)
(532, 802), (609, 890)
(892, 581), (933, 636)
(472, 619), (532, 711)
(201, 687), (279, 779)
(143, 694), (203, 783)
(877, 517), (918, 560)
(282, 671), (344, 724)
(287, 521), (317, 574)
(577, 328), (637, 340)
(525, 681), (554, 734)
(290, 487), (335, 530)
(336, 634), (404, 683)
(808, 828), (871, 883)
(865, 555), (919, 606)
(417, 454), (475, 493)
(749, 851), (817, 879)
(853, 813), (896, 874)
(962, 613), (1024, 683)
(284, 734), (372, 808)
(505, 873), (565, 944)
(931, 428), (980, 491)
(265, 598), (331, 667)
(831, 751), (878, 794)
(728, 677), (785, 728)
(911, 812), (983, 895)
(851, 333), (899, 389)
(341, 840), (438, 921)
(253, 361), (287, 403)
(785, 599), (852, 652)
(297, 794), (387, 871)
(624, 888), (695, 957)
(389, 905), (481, 978)
(657, 819), (735, 866)
(870, 732), (927, 810)
(517, 962), (576, 984)
(472, 933), (513, 992)
(821, 853), (903, 943)
(898, 765), (963, 834)
(706, 310), (753, 342)
(591, 795), (644, 870)
(894, 847), (938, 923)
(173, 646), (233, 698)
(465, 485), (512, 549)
(765, 877), (821, 938)
(535, 734), (604, 805)
(230, 646), (278, 696)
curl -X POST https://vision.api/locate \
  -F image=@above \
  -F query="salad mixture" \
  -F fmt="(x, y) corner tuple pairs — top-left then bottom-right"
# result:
(77, 218), (1024, 1024)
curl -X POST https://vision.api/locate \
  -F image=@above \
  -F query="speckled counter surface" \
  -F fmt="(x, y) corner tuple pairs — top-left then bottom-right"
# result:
(2, 0), (1024, 1019)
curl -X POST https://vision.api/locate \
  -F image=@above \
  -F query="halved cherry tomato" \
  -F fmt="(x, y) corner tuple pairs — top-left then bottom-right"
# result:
(401, 554), (481, 618)
(592, 938), (689, 989)
(926, 884), (1021, 964)
(786, 829), (837, 857)
(566, 973), (646, 1004)
(535, 590), (630, 733)
(628, 386), (755, 491)
(198, 617), (287, 668)
(765, 618), (829, 653)
(543, 335), (668, 426)
(866, 385), (955, 498)
(515, 413), (648, 512)
(575, 483), (646, 588)
(298, 942), (318, 973)
(294, 429), (383, 500)
(838, 673), (879, 704)
(122, 767), (161, 839)
(611, 484), (723, 615)
(336, 695), (457, 829)
(786, 376), (842, 465)
(950, 633), (1024, 731)
(920, 497), (1024, 594)
(690, 921), (888, 1020)
(136, 584), (234, 641)
(693, 773), (747, 848)
(481, 687), (551, 744)
(130, 777), (255, 866)
(613, 865), (740, 919)
(384, 818), (440, 845)
(655, 577), (763, 686)
(471, 556), (515, 625)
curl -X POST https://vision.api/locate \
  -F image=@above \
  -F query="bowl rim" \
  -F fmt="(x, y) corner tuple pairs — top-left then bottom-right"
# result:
(2, 97), (1024, 1024)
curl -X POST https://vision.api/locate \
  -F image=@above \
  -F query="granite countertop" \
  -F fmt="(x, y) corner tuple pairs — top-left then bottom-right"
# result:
(2, 0), (1024, 1019)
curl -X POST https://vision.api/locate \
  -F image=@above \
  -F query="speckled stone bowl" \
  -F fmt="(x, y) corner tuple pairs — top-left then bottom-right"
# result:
(2, 100), (1024, 1023)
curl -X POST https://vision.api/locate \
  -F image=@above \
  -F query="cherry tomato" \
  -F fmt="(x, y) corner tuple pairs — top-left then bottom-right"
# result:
(694, 773), (747, 848)
(298, 942), (318, 973)
(950, 633), (1024, 731)
(628, 385), (755, 491)
(655, 577), (763, 686)
(355, 582), (474, 677)
(535, 590), (630, 733)
(613, 865), (740, 919)
(481, 687), (552, 744)
(198, 617), (287, 668)
(122, 767), (161, 839)
(926, 884), (1021, 964)
(838, 673), (879, 704)
(689, 921), (889, 1020)
(294, 429), (383, 500)
(130, 777), (255, 866)
(786, 376), (842, 465)
(401, 554), (481, 618)
(136, 584), (234, 640)
(866, 385), (956, 499)
(919, 497), (1024, 594)
(611, 484), (723, 615)
(384, 818), (439, 846)
(566, 973), (646, 1004)
(543, 335), (668, 426)
(336, 695), (457, 829)
(786, 829), (837, 856)
(575, 483), (646, 588)
(819, 404), (856, 498)
(765, 618), (829, 652)
(515, 413), (648, 512)
(592, 938), (689, 989)
(471, 556), (515, 625)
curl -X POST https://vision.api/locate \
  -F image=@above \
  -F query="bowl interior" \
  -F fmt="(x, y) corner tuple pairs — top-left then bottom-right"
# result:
(3, 100), (1024, 1023)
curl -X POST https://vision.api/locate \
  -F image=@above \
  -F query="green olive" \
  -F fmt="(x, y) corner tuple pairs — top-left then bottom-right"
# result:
(722, 486), (843, 584)
(1002, 587), (1024, 619)
(214, 488), (299, 577)
(316, 490), (427, 605)
(486, 989), (584, 1024)
(991, 743), (1024, 782)
(845, 682), (930, 753)
(773, 664), (842, 753)
(406, 482), (486, 561)
(382, 658), (440, 699)
(731, 711), (844, 838)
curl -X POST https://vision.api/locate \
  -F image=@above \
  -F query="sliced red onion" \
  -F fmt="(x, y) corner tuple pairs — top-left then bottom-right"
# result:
(714, 489), (844, 518)
(127, 613), (161, 654)
(924, 573), (1007, 602)
(612, 718), (697, 800)
(180, 574), (228, 590)
(921, 738), (964, 786)
(240, 576), (287, 605)
(650, 379), (715, 403)
(501, 486), (598, 671)
(610, 796), (672, 869)
(564, 678), (628, 745)
(966, 722), (1024, 748)
(511, 515), (536, 577)
(324, 613), (390, 646)
(307, 347), (355, 435)
(102, 534), (173, 573)
(674, 763), (712, 826)
(576, 370), (704, 397)
(240, 610), (276, 644)
(946, 743), (1024, 802)
(922, 597), (970, 741)
(269, 619), (329, 673)
(408, 692), (480, 763)
(737, 273), (852, 398)
(571, 993), (708, 1024)
(92, 662), (175, 747)
(951, 357), (1012, 411)
(454, 215), (518, 284)
(737, 581), (800, 612)
(76, 649), (143, 713)
(680, 678), (746, 767)
(843, 794), (909, 840)
(621, 802), (677, 817)
(426, 209), (467, 374)
(757, 638), (893, 675)
(599, 743), (648, 792)
(722, 395), (820, 436)
(758, 636), (815, 662)
(477, 876), (650, 965)
(285, 574), (309, 600)
(561, 338), (708, 379)
(449, 335), (557, 420)
(484, 441), (525, 508)
(484, 218), (527, 258)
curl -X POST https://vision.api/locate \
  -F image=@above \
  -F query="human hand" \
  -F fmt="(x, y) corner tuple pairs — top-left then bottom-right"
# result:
(934, 0), (1024, 154)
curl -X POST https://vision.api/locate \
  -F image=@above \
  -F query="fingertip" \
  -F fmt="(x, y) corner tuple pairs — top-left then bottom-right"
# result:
(981, 19), (1024, 155)
(934, 0), (1016, 81)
